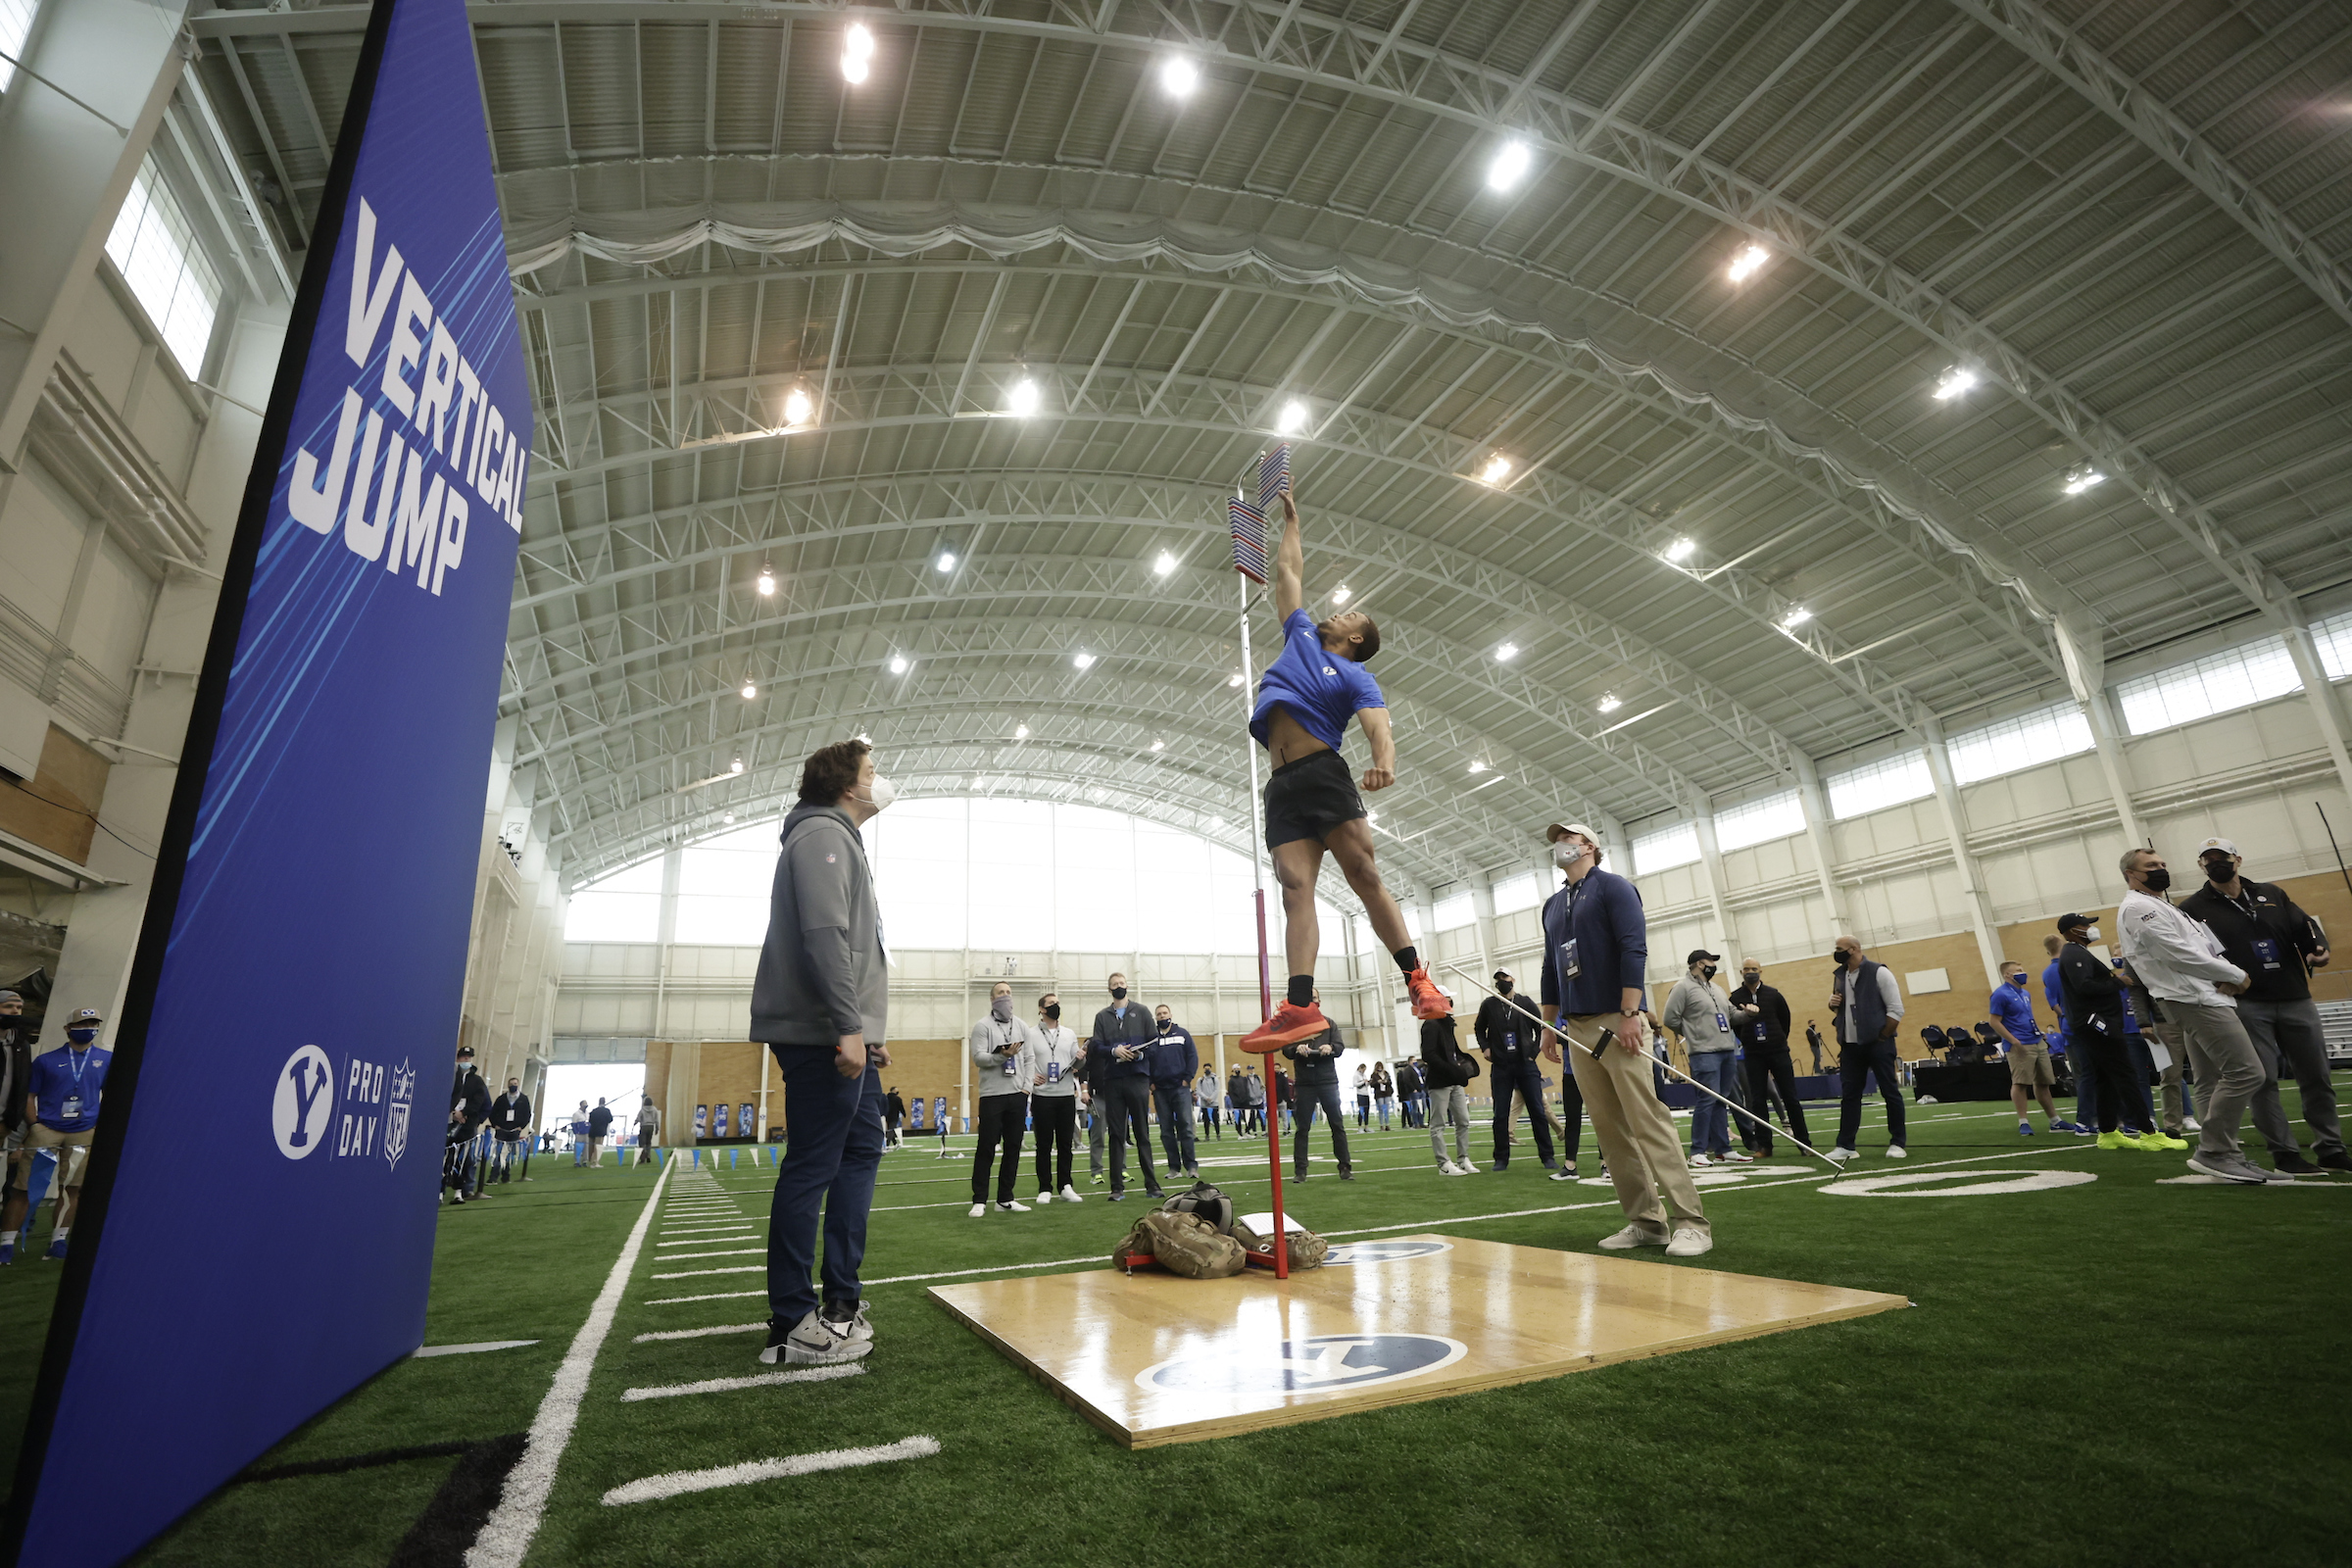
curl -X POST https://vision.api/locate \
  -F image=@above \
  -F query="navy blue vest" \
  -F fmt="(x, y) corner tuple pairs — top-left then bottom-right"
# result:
(1838, 959), (1891, 1045)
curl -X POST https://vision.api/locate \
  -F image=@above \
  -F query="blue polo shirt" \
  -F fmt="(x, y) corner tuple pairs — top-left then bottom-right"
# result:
(1538, 867), (1649, 1017)
(2041, 959), (2068, 1051)
(1250, 610), (1384, 753)
(1987, 980), (2042, 1046)
(29, 1045), (112, 1132)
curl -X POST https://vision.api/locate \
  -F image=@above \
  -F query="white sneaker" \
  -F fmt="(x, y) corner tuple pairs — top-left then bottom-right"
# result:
(1723, 1151), (1755, 1163)
(1664, 1226), (1713, 1258)
(996, 1199), (1031, 1213)
(1456, 1159), (1480, 1174)
(1885, 1145), (1907, 1160)
(1035, 1192), (1054, 1205)
(760, 1308), (873, 1367)
(1059, 1184), (1084, 1203)
(2184, 1117), (2202, 1132)
(1436, 1160), (1457, 1175)
(1596, 1223), (1671, 1250)
(1689, 1153), (1713, 1169)
(967, 1202), (987, 1218)
(1827, 1147), (1857, 1163)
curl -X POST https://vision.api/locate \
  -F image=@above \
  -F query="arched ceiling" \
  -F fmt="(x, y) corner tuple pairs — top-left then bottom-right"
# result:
(195, 0), (2352, 892)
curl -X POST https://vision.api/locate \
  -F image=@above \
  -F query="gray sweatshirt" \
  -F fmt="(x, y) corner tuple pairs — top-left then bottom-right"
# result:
(1662, 976), (1738, 1054)
(1029, 1024), (1082, 1098)
(969, 1014), (1040, 1097)
(750, 804), (889, 1046)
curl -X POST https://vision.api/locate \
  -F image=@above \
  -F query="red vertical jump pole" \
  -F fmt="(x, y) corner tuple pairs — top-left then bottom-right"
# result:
(1238, 559), (1289, 1279)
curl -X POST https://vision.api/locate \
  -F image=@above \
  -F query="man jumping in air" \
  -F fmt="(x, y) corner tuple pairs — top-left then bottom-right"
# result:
(1242, 492), (1448, 1051)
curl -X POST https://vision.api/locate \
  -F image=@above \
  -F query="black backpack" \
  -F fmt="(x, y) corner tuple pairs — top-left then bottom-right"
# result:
(1160, 1180), (1236, 1236)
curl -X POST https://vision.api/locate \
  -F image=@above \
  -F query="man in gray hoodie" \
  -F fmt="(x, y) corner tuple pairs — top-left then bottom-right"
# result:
(1661, 950), (1747, 1168)
(967, 981), (1037, 1216)
(750, 739), (893, 1368)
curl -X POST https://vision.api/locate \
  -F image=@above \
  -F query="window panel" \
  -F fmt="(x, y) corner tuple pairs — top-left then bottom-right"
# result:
(2310, 609), (2352, 682)
(1945, 703), (2095, 786)
(1490, 870), (1544, 915)
(1826, 752), (1934, 820)
(104, 157), (221, 377)
(1631, 821), (1700, 875)
(0, 0), (38, 95)
(2117, 637), (2301, 735)
(1432, 892), (1476, 932)
(1713, 790), (1805, 853)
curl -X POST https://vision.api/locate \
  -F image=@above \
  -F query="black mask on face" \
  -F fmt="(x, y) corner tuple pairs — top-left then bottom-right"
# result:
(2143, 868), (2172, 893)
(1742, 973), (1760, 988)
(1043, 1004), (1060, 1020)
(1110, 987), (1127, 1002)
(1157, 1020), (1171, 1034)
(1701, 964), (1717, 980)
(2202, 858), (2234, 884)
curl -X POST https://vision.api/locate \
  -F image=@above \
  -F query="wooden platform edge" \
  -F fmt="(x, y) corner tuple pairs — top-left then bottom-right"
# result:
(926, 1276), (1141, 1449)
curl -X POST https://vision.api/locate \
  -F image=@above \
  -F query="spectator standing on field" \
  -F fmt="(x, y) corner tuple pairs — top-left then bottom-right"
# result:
(635, 1097), (661, 1164)
(1147, 1004), (1200, 1179)
(1803, 1019), (1825, 1075)
(883, 1087), (906, 1149)
(488, 1076), (532, 1183)
(1395, 1057), (1423, 1129)
(1086, 973), (1162, 1202)
(1988, 960), (2077, 1137)
(1352, 1061), (1373, 1130)
(750, 737), (894, 1367)
(1282, 1000), (1354, 1182)
(18, 1005), (113, 1257)
(445, 1046), (491, 1202)
(1475, 970), (1560, 1174)
(1729, 960), (1810, 1158)
(0, 992), (36, 1264)
(1419, 1015), (1480, 1174)
(568, 1102), (590, 1165)
(1371, 1060), (1394, 1130)
(966, 981), (1036, 1217)
(1197, 1065), (1222, 1141)
(1030, 992), (1083, 1203)
(2055, 913), (2184, 1152)
(935, 1096), (952, 1157)
(1826, 938), (1907, 1163)
(587, 1098), (614, 1167)
(1663, 952), (1748, 1168)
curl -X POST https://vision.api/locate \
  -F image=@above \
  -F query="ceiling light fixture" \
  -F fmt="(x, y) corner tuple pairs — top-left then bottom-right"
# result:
(1072, 650), (1096, 670)
(1478, 454), (1513, 485)
(1153, 551), (1178, 577)
(741, 681), (758, 700)
(1779, 606), (1813, 629)
(1727, 243), (1769, 282)
(1663, 536), (1696, 564)
(1150, 739), (1165, 753)
(1467, 760), (1487, 774)
(841, 23), (873, 83)
(1331, 584), (1351, 606)
(1159, 56), (1199, 98)
(1494, 641), (1519, 662)
(1227, 672), (1245, 688)
(888, 655), (908, 675)
(1006, 377), (1040, 416)
(755, 564), (776, 595)
(1276, 399), (1308, 434)
(1486, 139), (1532, 191)
(1014, 724), (1030, 740)
(782, 386), (814, 425)
(1597, 693), (1622, 713)
(729, 757), (744, 774)
(2063, 466), (2106, 496)
(935, 549), (957, 572)
(855, 731), (871, 744)
(1932, 367), (1977, 402)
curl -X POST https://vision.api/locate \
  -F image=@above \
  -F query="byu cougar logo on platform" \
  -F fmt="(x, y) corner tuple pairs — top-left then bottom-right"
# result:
(272, 1046), (336, 1160)
(1138, 1333), (1465, 1396)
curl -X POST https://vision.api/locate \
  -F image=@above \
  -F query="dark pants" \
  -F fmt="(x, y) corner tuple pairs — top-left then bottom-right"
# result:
(1742, 1045), (1811, 1153)
(1101, 1076), (1159, 1196)
(1031, 1096), (1077, 1193)
(1154, 1083), (1197, 1173)
(1490, 1062), (1555, 1167)
(2074, 1023), (2143, 1133)
(765, 1043), (884, 1324)
(1292, 1079), (1352, 1176)
(1834, 1039), (1907, 1151)
(972, 1094), (1028, 1203)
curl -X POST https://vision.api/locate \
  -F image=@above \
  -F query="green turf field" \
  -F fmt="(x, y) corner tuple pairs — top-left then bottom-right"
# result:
(48, 1085), (2352, 1566)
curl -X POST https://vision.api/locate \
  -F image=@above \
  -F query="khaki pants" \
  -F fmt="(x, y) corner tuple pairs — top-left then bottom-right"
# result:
(1561, 1015), (1707, 1236)
(29, 1124), (93, 1188)
(2170, 1003), (2264, 1160)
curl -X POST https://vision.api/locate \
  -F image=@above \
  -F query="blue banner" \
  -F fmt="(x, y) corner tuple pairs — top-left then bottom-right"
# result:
(9, 1), (526, 1560)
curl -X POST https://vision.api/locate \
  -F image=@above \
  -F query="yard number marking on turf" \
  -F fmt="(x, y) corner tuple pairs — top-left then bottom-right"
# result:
(414, 1340), (540, 1358)
(602, 1436), (942, 1505)
(1823, 1170), (2097, 1198)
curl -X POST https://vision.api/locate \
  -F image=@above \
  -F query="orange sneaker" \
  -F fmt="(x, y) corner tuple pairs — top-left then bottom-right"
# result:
(1241, 1001), (1328, 1053)
(1406, 968), (1452, 1020)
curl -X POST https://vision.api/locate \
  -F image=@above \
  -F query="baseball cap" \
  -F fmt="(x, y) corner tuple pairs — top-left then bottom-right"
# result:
(1544, 820), (1600, 843)
(2194, 836), (2239, 858)
(2055, 912), (2092, 932)
(1686, 949), (1721, 964)
(70, 1006), (103, 1024)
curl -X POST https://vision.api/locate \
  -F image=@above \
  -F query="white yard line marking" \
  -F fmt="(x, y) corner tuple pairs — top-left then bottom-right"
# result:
(658, 1232), (759, 1245)
(602, 1436), (940, 1505)
(647, 1289), (768, 1305)
(466, 1158), (672, 1568)
(652, 1264), (765, 1280)
(618, 1364), (867, 1402)
(651, 1248), (767, 1261)
(414, 1340), (540, 1358)
(633, 1322), (767, 1343)
(645, 1253), (1114, 1303)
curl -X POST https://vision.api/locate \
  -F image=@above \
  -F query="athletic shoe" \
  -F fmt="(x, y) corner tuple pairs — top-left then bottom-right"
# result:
(42, 1237), (65, 1259)
(1406, 968), (1452, 1020)
(1688, 1153), (1713, 1169)
(1107, 1191), (1126, 1201)
(1596, 1224), (1671, 1250)
(1885, 1146), (1906, 1159)
(2183, 1116), (2203, 1133)
(1292, 1172), (1310, 1184)
(1827, 1147), (1857, 1164)
(2050, 1119), (2082, 1133)
(996, 1199), (1031, 1213)
(829, 1299), (874, 1345)
(761, 1307), (873, 1367)
(2318, 1150), (2352, 1172)
(1339, 1169), (1356, 1181)
(967, 1202), (987, 1218)
(1546, 1166), (1578, 1182)
(1664, 1226), (1713, 1259)
(1145, 1188), (1165, 1200)
(1035, 1192), (1054, 1205)
(2096, 1131), (2140, 1151)
(0, 1240), (12, 1266)
(2019, 1120), (2034, 1137)
(1090, 1172), (1105, 1185)
(2136, 1131), (2188, 1152)
(2069, 1123), (2097, 1138)
(1455, 1159), (1479, 1174)
(2272, 1150), (2323, 1176)
(1242, 1001), (1329, 1053)
(1436, 1161), (1456, 1175)
(1059, 1184), (1084, 1202)
(2184, 1153), (2270, 1185)
(1722, 1151), (1755, 1163)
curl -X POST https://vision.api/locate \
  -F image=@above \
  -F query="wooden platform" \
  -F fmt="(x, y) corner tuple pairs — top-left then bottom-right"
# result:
(929, 1234), (1907, 1447)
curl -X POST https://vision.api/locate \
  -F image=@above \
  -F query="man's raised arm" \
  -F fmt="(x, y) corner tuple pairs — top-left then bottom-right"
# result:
(1274, 492), (1303, 618)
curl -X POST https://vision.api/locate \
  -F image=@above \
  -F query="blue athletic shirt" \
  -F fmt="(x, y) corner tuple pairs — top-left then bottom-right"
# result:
(1250, 610), (1385, 753)
(1986, 979), (2042, 1046)
(29, 1045), (112, 1132)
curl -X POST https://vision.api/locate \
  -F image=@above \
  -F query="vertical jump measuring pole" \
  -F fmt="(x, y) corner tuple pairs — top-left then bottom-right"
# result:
(1237, 540), (1289, 1279)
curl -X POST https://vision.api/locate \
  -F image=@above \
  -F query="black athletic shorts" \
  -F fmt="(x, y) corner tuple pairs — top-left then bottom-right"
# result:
(1263, 750), (1365, 850)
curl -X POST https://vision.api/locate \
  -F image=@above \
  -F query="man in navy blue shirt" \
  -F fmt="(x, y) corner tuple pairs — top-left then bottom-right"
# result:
(1087, 974), (1163, 1201)
(1537, 822), (1711, 1257)
(1240, 491), (1448, 1052)
(1147, 1004), (1201, 1179)
(24, 1005), (112, 1260)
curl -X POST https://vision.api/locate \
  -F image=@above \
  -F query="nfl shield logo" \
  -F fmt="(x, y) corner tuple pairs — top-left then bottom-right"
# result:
(384, 1059), (416, 1170)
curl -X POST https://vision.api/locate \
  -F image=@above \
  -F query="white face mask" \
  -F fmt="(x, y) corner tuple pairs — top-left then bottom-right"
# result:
(1550, 840), (1590, 870)
(859, 773), (897, 811)
(2084, 926), (2100, 943)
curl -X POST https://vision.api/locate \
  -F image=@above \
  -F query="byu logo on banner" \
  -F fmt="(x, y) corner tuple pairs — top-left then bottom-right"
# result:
(272, 1046), (336, 1159)
(1138, 1334), (1466, 1396)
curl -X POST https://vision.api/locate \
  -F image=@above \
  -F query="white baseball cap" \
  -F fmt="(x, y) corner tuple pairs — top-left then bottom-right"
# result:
(2194, 836), (2240, 858)
(1544, 820), (1601, 843)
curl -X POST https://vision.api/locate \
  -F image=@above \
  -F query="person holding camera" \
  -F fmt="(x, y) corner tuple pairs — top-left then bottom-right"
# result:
(968, 981), (1036, 1216)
